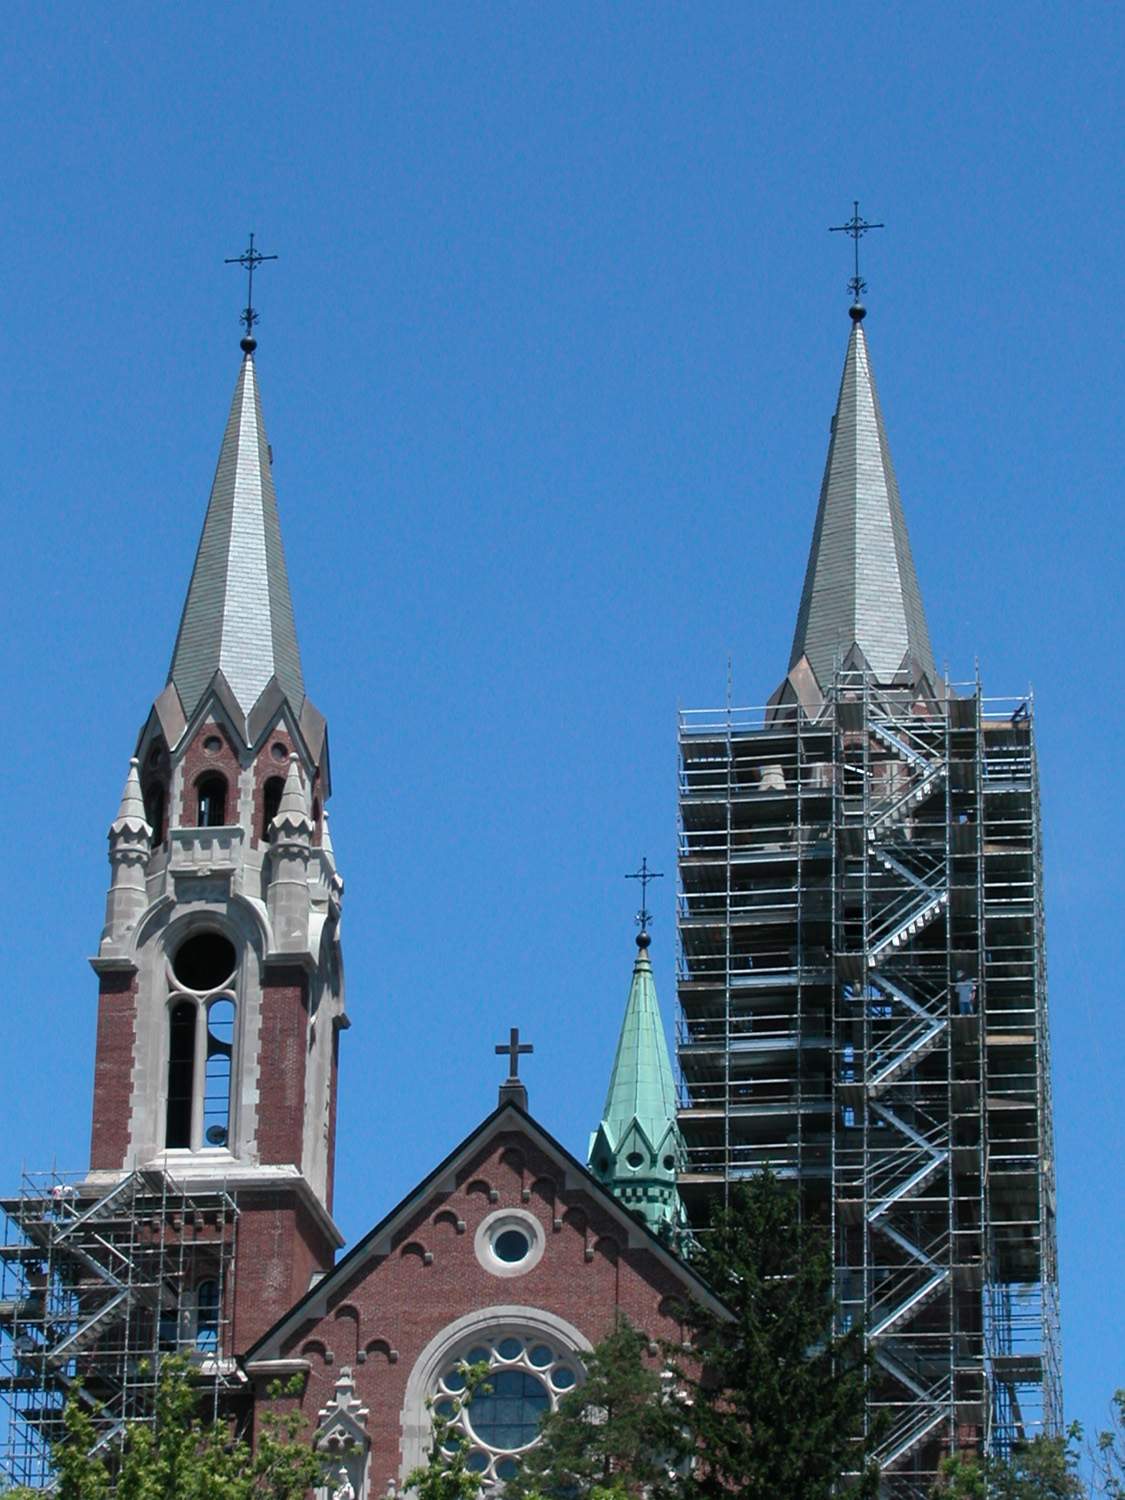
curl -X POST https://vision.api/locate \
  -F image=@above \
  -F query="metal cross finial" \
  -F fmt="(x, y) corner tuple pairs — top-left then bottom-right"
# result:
(495, 1027), (533, 1082)
(626, 856), (664, 934)
(224, 232), (278, 339)
(829, 201), (884, 304)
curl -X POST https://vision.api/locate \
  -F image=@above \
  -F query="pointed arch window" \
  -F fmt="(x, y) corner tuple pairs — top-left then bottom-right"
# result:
(144, 781), (166, 846)
(165, 932), (238, 1152)
(166, 1001), (197, 1149)
(203, 1000), (235, 1146)
(261, 776), (285, 839)
(196, 773), (228, 828)
(195, 1279), (220, 1353)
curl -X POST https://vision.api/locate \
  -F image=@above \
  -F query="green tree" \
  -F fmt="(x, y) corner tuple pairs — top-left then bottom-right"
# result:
(669, 1173), (878, 1500)
(404, 1360), (492, 1500)
(2, 1356), (327, 1500)
(931, 1432), (1084, 1499)
(505, 1319), (685, 1500)
(1086, 1389), (1125, 1498)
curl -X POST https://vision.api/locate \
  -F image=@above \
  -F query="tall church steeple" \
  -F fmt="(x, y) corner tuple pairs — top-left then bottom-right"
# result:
(169, 351), (305, 726)
(87, 335), (346, 1348)
(588, 928), (684, 1238)
(775, 308), (936, 710)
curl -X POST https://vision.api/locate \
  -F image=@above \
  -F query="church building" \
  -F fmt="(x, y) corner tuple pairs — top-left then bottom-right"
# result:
(0, 233), (1058, 1500)
(0, 311), (705, 1499)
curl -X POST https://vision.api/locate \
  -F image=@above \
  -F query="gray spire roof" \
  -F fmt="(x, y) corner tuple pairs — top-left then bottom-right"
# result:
(788, 319), (936, 692)
(168, 353), (305, 723)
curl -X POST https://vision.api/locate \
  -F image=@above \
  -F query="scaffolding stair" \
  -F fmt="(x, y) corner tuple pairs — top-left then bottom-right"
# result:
(867, 763), (946, 836)
(868, 891), (948, 961)
(871, 1269), (951, 1341)
(870, 722), (934, 772)
(44, 1289), (132, 1368)
(875, 1346), (937, 1402)
(868, 1150), (950, 1221)
(868, 1019), (947, 1095)
(877, 1395), (950, 1472)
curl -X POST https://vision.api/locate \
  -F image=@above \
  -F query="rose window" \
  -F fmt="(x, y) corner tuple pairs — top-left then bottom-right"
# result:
(434, 1331), (581, 1487)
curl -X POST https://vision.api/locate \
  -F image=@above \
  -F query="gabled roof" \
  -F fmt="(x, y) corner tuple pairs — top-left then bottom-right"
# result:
(244, 1101), (727, 1362)
(788, 317), (936, 693)
(168, 353), (305, 724)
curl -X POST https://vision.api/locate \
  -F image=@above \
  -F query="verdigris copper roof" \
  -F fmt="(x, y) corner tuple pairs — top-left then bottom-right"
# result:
(599, 936), (679, 1144)
(168, 353), (304, 722)
(789, 318), (936, 691)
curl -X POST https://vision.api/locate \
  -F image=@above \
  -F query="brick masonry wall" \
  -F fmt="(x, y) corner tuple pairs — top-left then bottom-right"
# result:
(250, 726), (295, 850)
(233, 1194), (337, 1352)
(255, 1128), (694, 1494)
(89, 970), (138, 1170)
(177, 722), (242, 828)
(256, 966), (310, 1166)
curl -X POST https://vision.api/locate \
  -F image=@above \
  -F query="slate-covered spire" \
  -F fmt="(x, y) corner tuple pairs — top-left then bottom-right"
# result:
(588, 930), (684, 1238)
(785, 312), (936, 700)
(168, 351), (305, 724)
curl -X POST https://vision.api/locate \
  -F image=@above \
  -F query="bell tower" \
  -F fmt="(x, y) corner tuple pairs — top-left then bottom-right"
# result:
(87, 325), (347, 1349)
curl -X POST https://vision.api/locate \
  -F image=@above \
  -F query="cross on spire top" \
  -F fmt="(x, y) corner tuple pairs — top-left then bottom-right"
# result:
(495, 1027), (533, 1110)
(225, 232), (278, 351)
(829, 201), (884, 315)
(495, 1027), (533, 1082)
(626, 856), (664, 946)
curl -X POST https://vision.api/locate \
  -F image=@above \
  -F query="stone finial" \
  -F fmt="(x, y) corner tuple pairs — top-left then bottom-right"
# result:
(270, 754), (312, 841)
(109, 758), (151, 842)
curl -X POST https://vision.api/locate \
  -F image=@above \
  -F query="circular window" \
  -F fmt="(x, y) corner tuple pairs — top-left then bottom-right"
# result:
(662, 1154), (676, 1171)
(433, 1329), (583, 1488)
(203, 735), (223, 754)
(493, 1230), (530, 1264)
(626, 1151), (645, 1170)
(271, 741), (289, 762)
(474, 1210), (545, 1278)
(172, 933), (236, 992)
(468, 1369), (550, 1449)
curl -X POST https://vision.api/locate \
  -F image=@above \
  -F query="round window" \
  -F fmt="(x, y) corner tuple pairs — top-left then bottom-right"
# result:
(172, 933), (236, 992)
(433, 1329), (584, 1488)
(203, 735), (223, 754)
(626, 1151), (644, 1169)
(493, 1229), (530, 1264)
(474, 1210), (545, 1278)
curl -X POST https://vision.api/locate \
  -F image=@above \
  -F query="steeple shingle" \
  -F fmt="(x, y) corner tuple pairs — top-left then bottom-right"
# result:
(168, 353), (304, 724)
(787, 316), (936, 695)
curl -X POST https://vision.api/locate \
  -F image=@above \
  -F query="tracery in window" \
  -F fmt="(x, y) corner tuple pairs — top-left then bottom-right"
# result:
(433, 1330), (581, 1488)
(165, 933), (238, 1151)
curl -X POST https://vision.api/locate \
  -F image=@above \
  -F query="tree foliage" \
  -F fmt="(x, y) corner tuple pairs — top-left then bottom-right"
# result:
(505, 1319), (684, 1500)
(404, 1360), (492, 1500)
(2, 1357), (326, 1500)
(666, 1173), (878, 1500)
(931, 1393), (1125, 1500)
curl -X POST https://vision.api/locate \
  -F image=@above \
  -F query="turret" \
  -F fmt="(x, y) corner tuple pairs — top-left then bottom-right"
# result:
(101, 758), (153, 947)
(588, 927), (684, 1238)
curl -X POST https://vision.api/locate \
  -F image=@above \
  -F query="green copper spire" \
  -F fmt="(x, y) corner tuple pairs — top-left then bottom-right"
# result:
(588, 930), (685, 1238)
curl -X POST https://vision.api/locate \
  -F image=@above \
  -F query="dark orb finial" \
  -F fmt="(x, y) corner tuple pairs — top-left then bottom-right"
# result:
(636, 930), (652, 950)
(849, 302), (867, 322)
(240, 334), (258, 354)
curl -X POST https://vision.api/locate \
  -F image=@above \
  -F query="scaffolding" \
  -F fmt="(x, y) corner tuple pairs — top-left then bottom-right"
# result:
(676, 673), (1060, 1499)
(0, 1167), (240, 1491)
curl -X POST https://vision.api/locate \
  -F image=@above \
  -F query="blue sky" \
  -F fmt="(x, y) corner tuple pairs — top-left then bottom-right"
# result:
(1, 0), (1120, 1446)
